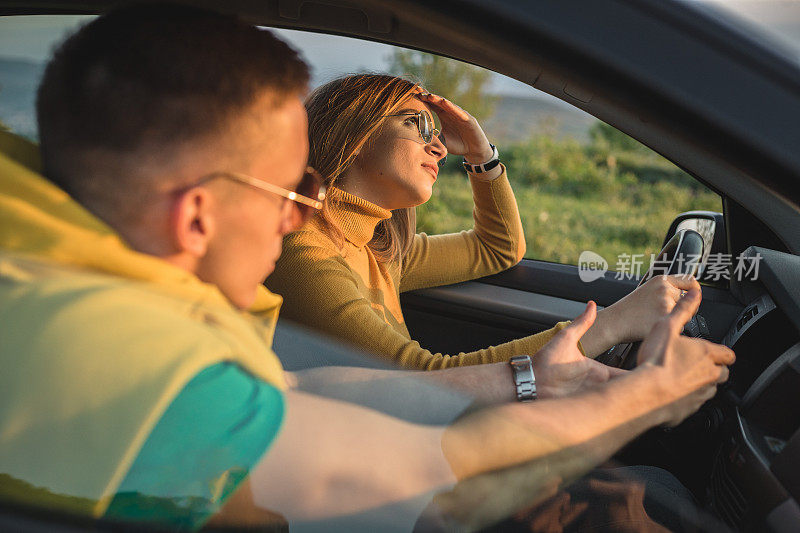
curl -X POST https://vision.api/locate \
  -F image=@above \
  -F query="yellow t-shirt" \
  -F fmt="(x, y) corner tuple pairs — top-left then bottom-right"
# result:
(0, 132), (285, 517)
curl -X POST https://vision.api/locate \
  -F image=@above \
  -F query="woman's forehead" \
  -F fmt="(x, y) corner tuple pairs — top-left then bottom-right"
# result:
(395, 95), (436, 118)
(400, 95), (432, 112)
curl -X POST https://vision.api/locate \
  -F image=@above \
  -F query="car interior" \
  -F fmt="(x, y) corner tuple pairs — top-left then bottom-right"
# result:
(2, 0), (800, 531)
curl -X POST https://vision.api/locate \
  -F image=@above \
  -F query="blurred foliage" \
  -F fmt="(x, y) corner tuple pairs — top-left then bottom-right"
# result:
(416, 121), (722, 272)
(588, 121), (646, 153)
(387, 49), (497, 123)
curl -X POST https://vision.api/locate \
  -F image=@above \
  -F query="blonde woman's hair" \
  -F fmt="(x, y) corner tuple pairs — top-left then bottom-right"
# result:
(305, 73), (419, 263)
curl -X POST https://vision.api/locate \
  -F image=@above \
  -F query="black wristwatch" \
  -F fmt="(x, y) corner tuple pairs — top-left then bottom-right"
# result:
(462, 143), (500, 174)
(509, 355), (537, 401)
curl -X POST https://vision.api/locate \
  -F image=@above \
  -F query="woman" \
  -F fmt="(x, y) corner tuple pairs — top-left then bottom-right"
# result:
(266, 73), (693, 370)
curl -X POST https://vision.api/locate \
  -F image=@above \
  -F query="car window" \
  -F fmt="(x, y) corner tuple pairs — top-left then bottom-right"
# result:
(1, 19), (722, 276)
(276, 31), (722, 276)
(413, 86), (723, 274)
(0, 15), (93, 140)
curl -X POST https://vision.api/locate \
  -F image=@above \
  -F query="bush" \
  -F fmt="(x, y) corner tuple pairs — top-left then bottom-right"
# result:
(417, 131), (722, 271)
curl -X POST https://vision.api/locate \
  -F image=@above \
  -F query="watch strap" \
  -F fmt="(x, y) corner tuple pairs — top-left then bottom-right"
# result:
(509, 355), (537, 402)
(462, 143), (500, 174)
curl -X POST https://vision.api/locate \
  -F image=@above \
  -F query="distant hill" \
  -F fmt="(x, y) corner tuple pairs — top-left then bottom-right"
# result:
(0, 57), (43, 140)
(0, 56), (599, 146)
(481, 94), (597, 145)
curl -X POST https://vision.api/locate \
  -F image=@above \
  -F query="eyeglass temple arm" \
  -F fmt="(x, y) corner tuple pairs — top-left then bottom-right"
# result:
(217, 171), (326, 210)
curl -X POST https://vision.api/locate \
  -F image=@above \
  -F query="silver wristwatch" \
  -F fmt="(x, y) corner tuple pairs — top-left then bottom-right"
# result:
(509, 355), (537, 402)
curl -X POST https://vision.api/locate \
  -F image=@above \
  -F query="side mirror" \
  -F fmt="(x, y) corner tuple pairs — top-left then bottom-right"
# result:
(664, 211), (726, 284)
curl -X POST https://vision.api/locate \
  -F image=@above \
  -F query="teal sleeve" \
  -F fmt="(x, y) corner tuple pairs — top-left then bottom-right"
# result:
(103, 362), (285, 530)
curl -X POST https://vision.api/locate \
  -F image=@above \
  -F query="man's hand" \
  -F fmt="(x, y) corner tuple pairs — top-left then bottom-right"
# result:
(637, 288), (735, 426)
(580, 274), (701, 356)
(533, 301), (627, 399)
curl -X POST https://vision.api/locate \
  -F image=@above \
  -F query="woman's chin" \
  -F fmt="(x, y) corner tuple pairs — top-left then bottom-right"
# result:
(414, 186), (434, 206)
(390, 186), (433, 209)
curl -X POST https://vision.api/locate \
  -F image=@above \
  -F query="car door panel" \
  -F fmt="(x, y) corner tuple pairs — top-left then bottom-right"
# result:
(401, 279), (591, 354)
(402, 259), (619, 354)
(402, 259), (744, 355)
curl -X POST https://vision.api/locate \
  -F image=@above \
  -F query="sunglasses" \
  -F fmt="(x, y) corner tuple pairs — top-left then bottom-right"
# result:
(190, 166), (326, 223)
(384, 109), (440, 144)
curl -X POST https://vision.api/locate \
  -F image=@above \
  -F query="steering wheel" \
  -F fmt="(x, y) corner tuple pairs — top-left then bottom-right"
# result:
(596, 229), (705, 370)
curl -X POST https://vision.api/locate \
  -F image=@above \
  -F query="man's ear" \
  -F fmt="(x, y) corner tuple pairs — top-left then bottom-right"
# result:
(170, 188), (215, 258)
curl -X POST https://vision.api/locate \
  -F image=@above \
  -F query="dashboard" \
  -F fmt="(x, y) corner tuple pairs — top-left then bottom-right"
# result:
(708, 247), (800, 531)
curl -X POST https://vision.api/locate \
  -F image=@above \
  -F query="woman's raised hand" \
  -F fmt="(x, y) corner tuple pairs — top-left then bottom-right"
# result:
(417, 91), (494, 164)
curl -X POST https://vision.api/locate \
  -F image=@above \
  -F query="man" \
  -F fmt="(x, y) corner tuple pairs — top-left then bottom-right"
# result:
(0, 3), (734, 531)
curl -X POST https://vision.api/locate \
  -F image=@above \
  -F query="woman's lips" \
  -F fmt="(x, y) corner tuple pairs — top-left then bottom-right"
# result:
(422, 163), (438, 179)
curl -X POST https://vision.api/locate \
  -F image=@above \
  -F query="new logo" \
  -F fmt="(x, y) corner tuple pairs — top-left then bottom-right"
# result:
(578, 251), (608, 282)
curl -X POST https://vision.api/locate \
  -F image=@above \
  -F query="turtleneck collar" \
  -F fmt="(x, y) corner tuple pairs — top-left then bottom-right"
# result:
(324, 186), (392, 248)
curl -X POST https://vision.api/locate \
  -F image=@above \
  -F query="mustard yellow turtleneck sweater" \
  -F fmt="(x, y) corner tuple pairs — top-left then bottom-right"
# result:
(266, 167), (573, 370)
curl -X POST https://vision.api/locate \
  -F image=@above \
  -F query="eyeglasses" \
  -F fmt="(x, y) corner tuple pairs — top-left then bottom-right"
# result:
(384, 109), (440, 144)
(190, 166), (326, 222)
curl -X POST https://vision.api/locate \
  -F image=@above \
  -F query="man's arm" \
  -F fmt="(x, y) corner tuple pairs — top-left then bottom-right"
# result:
(288, 302), (625, 410)
(217, 290), (732, 528)
(212, 289), (732, 530)
(288, 361), (516, 409)
(250, 368), (665, 525)
(441, 289), (732, 481)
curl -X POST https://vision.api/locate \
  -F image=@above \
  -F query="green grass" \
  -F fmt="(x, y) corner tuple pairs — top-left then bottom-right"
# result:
(417, 134), (722, 273)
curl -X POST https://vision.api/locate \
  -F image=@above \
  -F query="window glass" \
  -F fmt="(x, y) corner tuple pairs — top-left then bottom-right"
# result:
(271, 31), (723, 275)
(0, 15), (93, 140)
(1, 20), (721, 275)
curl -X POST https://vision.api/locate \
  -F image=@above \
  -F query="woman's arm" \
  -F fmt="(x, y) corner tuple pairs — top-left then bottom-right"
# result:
(287, 302), (624, 411)
(407, 94), (702, 359)
(401, 93), (526, 292)
(400, 166), (527, 292)
(267, 236), (572, 369)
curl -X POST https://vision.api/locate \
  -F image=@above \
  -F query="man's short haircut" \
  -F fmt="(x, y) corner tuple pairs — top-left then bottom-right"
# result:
(36, 2), (309, 224)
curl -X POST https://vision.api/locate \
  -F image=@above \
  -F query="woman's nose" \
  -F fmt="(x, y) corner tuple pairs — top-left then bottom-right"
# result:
(427, 132), (447, 162)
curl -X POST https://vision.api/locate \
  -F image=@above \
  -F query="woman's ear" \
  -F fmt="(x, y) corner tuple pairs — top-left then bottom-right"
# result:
(170, 188), (215, 259)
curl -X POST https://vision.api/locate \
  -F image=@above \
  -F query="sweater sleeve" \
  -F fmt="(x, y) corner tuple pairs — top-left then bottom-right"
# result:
(400, 165), (526, 293)
(266, 234), (571, 370)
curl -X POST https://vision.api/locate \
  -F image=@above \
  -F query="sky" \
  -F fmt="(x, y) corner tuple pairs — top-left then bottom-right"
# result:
(271, 28), (542, 97)
(0, 15), (550, 99)
(0, 15), (92, 61)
